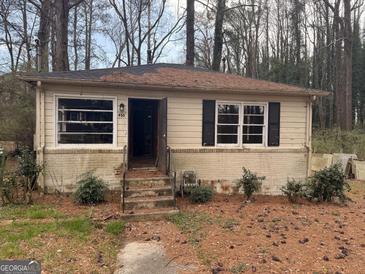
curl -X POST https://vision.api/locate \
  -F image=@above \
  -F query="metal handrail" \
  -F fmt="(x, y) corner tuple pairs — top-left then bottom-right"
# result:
(166, 146), (177, 208)
(121, 145), (127, 213)
(166, 145), (171, 175)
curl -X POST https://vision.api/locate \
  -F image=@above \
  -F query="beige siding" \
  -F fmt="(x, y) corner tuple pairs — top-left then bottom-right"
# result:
(40, 83), (310, 193)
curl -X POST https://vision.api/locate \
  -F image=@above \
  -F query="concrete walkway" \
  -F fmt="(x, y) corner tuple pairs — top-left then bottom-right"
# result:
(114, 242), (193, 274)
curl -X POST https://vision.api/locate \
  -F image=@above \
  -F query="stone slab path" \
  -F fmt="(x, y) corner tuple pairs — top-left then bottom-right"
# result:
(114, 242), (195, 274)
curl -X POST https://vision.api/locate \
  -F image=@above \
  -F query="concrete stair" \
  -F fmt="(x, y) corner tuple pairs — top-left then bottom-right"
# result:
(121, 171), (178, 220)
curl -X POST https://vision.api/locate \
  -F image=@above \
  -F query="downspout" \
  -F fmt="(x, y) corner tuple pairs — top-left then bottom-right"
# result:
(36, 81), (46, 193)
(306, 96), (315, 177)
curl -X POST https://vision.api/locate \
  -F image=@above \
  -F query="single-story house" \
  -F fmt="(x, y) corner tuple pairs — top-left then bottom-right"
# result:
(20, 63), (328, 197)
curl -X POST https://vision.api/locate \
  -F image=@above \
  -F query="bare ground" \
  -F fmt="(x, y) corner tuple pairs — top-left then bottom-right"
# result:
(2, 180), (365, 273)
(125, 180), (365, 274)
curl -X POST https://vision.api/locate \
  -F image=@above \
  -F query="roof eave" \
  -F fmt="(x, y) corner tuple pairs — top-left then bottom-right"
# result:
(18, 76), (330, 97)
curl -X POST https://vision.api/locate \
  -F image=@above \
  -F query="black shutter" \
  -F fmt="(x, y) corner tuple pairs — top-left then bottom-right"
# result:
(202, 100), (216, 146)
(268, 102), (280, 146)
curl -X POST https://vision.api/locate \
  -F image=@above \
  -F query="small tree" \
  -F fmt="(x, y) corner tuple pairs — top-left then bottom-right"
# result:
(236, 167), (265, 200)
(17, 147), (44, 204)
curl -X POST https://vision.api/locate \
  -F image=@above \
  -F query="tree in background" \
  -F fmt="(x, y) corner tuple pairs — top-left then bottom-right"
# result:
(186, 0), (195, 65)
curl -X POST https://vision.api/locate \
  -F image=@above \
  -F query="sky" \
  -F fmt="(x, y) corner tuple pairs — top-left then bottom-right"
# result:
(0, 0), (188, 73)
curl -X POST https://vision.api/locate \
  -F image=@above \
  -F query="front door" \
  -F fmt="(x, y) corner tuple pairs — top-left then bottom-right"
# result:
(128, 99), (158, 169)
(157, 98), (168, 174)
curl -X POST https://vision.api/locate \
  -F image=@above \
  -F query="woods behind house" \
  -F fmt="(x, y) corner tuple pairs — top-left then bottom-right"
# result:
(1, 0), (365, 145)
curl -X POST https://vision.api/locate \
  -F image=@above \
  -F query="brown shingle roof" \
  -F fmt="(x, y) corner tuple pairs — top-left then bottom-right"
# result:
(18, 63), (329, 96)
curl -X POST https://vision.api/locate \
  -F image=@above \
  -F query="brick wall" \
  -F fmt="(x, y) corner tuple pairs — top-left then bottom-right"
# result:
(171, 150), (308, 195)
(43, 149), (123, 193)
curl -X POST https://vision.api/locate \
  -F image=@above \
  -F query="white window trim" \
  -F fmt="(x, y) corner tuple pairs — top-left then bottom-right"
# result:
(54, 94), (118, 149)
(215, 101), (268, 148)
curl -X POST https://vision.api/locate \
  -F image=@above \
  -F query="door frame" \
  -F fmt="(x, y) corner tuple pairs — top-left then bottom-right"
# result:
(127, 97), (162, 169)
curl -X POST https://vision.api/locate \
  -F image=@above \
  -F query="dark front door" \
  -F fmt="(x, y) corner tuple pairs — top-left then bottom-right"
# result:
(128, 99), (158, 168)
(157, 98), (168, 174)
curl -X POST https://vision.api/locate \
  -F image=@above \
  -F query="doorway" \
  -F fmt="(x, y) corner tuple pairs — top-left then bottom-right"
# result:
(128, 98), (159, 168)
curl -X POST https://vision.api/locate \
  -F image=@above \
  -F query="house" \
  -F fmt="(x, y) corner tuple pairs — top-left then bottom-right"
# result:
(20, 64), (328, 214)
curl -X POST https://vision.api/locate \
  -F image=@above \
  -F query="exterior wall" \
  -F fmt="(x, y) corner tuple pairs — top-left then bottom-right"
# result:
(171, 149), (308, 195)
(44, 149), (123, 192)
(37, 83), (310, 194)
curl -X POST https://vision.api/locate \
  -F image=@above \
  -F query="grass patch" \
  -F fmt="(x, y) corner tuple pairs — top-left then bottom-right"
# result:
(59, 218), (92, 237)
(222, 218), (240, 230)
(230, 262), (248, 273)
(313, 129), (365, 160)
(0, 221), (58, 258)
(0, 205), (63, 220)
(105, 220), (126, 236)
(197, 249), (217, 266)
(0, 217), (94, 258)
(168, 212), (212, 245)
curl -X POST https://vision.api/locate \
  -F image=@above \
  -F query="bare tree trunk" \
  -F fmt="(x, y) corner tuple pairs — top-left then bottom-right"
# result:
(212, 0), (226, 71)
(37, 0), (50, 72)
(85, 0), (93, 70)
(73, 5), (79, 70)
(54, 0), (70, 71)
(186, 0), (195, 65)
(343, 0), (352, 130)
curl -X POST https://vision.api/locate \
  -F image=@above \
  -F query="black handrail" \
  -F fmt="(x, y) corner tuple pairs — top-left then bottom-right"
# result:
(166, 145), (171, 175)
(121, 145), (127, 213)
(166, 146), (177, 208)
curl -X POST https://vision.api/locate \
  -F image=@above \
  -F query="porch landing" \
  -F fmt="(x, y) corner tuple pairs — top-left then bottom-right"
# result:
(121, 168), (178, 220)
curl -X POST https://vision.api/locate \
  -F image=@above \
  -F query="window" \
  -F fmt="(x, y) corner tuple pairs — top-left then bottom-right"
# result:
(57, 97), (115, 145)
(217, 104), (239, 144)
(216, 102), (266, 146)
(242, 105), (265, 144)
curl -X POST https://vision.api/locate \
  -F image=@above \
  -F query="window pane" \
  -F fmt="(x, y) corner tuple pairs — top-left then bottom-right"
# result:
(244, 105), (264, 115)
(243, 126), (263, 134)
(59, 99), (112, 110)
(218, 114), (239, 124)
(244, 115), (264, 125)
(218, 104), (239, 114)
(218, 125), (238, 134)
(243, 134), (263, 144)
(58, 110), (113, 122)
(58, 122), (113, 133)
(57, 98), (114, 144)
(217, 134), (238, 144)
(58, 134), (113, 144)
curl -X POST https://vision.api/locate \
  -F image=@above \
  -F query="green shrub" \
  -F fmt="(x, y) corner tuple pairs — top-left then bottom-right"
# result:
(189, 186), (213, 203)
(306, 163), (350, 203)
(236, 167), (265, 200)
(74, 173), (107, 205)
(281, 179), (305, 203)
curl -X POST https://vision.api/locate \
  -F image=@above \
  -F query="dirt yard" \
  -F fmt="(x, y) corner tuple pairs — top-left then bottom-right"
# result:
(1, 181), (365, 273)
(126, 180), (365, 274)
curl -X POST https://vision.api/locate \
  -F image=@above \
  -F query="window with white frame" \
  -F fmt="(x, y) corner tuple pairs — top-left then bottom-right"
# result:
(216, 102), (266, 146)
(57, 98), (115, 144)
(242, 105), (265, 144)
(217, 104), (240, 144)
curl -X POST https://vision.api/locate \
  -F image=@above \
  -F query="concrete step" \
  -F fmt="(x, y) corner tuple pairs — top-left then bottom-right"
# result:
(121, 207), (179, 221)
(123, 177), (171, 188)
(123, 186), (173, 198)
(123, 196), (175, 210)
